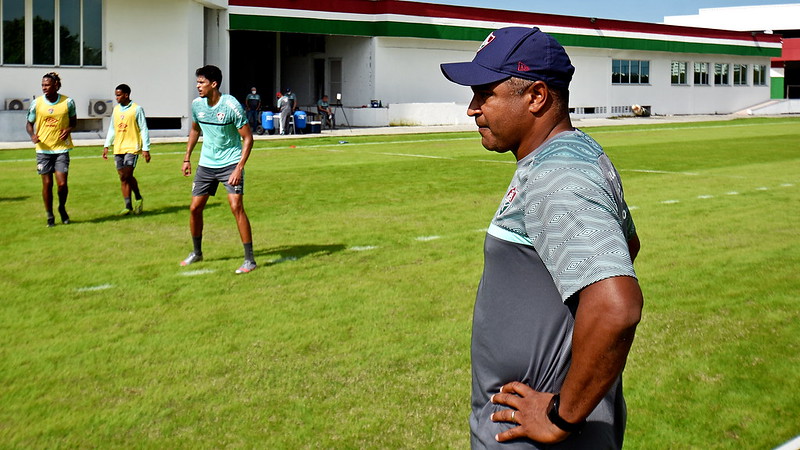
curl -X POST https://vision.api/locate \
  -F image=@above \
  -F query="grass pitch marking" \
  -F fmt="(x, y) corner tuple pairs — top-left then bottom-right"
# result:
(76, 283), (114, 292)
(349, 246), (379, 252)
(773, 435), (800, 450)
(623, 169), (699, 176)
(181, 269), (216, 276)
(265, 256), (298, 265)
(416, 235), (441, 242)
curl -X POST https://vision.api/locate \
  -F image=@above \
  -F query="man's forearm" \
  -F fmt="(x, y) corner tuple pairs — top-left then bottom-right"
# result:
(556, 276), (643, 424)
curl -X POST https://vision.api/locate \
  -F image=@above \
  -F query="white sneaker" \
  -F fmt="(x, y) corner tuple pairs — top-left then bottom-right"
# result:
(180, 252), (203, 266)
(235, 260), (257, 274)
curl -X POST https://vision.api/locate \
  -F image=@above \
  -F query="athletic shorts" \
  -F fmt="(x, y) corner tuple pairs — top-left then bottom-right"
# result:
(192, 164), (244, 197)
(114, 153), (139, 170)
(36, 152), (70, 175)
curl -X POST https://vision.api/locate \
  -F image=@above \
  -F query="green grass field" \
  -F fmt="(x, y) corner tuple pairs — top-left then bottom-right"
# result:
(1, 117), (799, 448)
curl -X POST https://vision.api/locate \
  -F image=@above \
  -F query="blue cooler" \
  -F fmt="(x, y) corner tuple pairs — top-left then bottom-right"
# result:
(294, 111), (307, 131)
(261, 111), (274, 131)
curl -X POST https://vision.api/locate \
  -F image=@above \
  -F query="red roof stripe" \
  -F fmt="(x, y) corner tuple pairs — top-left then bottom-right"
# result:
(229, 0), (782, 44)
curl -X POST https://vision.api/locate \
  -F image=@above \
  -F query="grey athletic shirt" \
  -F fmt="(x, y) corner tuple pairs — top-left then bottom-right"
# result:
(470, 130), (637, 449)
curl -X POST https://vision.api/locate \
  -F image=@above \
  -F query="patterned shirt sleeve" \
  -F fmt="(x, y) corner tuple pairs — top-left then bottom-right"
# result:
(227, 96), (248, 130)
(26, 98), (37, 123)
(67, 97), (77, 117)
(136, 105), (151, 151)
(523, 151), (636, 300)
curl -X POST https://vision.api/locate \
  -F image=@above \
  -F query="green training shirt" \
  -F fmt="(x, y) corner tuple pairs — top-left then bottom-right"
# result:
(191, 94), (247, 168)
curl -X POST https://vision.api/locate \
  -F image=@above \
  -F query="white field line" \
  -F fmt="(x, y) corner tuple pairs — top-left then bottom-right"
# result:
(76, 283), (114, 292)
(773, 435), (800, 450)
(588, 120), (800, 135)
(622, 169), (699, 176)
(349, 245), (379, 251)
(180, 269), (216, 276)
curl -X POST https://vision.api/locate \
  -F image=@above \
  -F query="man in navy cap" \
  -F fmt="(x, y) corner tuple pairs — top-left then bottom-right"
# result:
(441, 27), (643, 448)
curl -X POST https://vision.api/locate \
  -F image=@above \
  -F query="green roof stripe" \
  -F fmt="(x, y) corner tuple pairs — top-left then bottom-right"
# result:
(229, 14), (781, 57)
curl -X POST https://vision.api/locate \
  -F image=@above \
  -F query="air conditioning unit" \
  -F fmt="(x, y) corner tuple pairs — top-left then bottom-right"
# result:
(5, 98), (31, 111)
(88, 99), (113, 117)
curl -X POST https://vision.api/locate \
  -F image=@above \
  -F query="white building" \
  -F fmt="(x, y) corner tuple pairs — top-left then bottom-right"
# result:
(664, 3), (800, 104)
(0, 0), (783, 141)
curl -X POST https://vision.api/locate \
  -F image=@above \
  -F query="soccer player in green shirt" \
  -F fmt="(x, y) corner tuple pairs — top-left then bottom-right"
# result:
(181, 65), (256, 274)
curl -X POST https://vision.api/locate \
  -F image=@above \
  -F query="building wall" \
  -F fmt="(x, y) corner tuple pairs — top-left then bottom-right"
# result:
(326, 36), (374, 107)
(0, 0), (209, 140)
(366, 37), (773, 124)
(569, 48), (771, 115)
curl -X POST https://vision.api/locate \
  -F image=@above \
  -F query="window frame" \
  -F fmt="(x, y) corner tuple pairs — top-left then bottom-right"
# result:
(671, 61), (689, 85)
(714, 63), (730, 86)
(611, 59), (650, 86)
(693, 62), (710, 86)
(733, 64), (748, 86)
(611, 59), (650, 85)
(1, 0), (102, 67)
(753, 64), (768, 86)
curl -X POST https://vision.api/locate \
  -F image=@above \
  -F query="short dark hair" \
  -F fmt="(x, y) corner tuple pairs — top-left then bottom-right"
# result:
(43, 72), (61, 89)
(195, 65), (223, 87)
(505, 77), (569, 117)
(115, 84), (131, 94)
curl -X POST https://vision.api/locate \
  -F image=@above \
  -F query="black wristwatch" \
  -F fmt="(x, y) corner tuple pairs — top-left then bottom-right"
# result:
(547, 394), (585, 433)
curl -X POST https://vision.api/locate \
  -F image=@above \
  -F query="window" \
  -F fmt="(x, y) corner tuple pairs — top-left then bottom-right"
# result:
(733, 64), (748, 85)
(2, 0), (25, 64)
(693, 62), (709, 85)
(612, 59), (650, 84)
(1, 0), (102, 66)
(753, 64), (767, 86)
(33, 0), (55, 65)
(714, 63), (729, 85)
(671, 61), (688, 85)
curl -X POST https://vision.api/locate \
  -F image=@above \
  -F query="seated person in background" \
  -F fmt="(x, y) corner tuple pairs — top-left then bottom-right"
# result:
(317, 94), (335, 129)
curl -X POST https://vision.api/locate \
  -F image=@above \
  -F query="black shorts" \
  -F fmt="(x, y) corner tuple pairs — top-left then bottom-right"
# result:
(36, 152), (70, 175)
(192, 164), (244, 197)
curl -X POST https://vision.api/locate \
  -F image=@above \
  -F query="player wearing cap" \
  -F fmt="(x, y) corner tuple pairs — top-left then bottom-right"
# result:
(441, 27), (643, 448)
(103, 83), (151, 215)
(181, 65), (257, 274)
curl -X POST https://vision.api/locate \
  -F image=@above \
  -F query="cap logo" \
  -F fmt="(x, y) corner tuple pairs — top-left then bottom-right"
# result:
(517, 61), (531, 72)
(478, 32), (496, 52)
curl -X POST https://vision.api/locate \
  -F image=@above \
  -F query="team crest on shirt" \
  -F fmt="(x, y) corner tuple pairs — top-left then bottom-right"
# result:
(217, 112), (225, 122)
(48, 108), (54, 114)
(499, 187), (517, 214)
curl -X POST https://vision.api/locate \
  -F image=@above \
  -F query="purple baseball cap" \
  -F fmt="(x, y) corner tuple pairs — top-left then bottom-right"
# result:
(440, 27), (575, 89)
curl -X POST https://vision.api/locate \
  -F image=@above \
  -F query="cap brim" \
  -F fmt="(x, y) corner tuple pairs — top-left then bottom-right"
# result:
(440, 61), (511, 86)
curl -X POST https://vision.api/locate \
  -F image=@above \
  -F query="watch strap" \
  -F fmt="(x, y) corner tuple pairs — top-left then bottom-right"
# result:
(547, 394), (585, 433)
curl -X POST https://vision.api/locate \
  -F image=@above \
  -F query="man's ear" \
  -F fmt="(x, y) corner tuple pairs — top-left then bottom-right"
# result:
(528, 81), (549, 114)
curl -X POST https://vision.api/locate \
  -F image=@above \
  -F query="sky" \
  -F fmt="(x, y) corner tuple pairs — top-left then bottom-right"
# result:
(414, 0), (800, 23)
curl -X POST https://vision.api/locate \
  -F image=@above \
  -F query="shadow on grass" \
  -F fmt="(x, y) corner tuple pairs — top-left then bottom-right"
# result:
(0, 196), (30, 202)
(75, 203), (220, 224)
(209, 243), (347, 265)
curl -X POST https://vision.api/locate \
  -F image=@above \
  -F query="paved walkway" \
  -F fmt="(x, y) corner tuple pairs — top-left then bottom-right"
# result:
(0, 113), (784, 150)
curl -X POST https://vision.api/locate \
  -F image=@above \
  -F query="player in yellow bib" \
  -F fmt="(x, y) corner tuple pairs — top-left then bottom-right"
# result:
(103, 84), (151, 215)
(26, 72), (77, 227)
